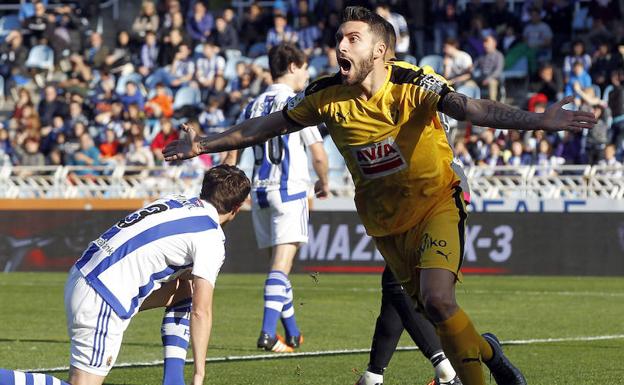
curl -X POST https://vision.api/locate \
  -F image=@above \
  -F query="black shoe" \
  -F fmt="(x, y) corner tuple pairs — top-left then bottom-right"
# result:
(257, 332), (293, 352)
(285, 334), (304, 348)
(482, 333), (527, 385)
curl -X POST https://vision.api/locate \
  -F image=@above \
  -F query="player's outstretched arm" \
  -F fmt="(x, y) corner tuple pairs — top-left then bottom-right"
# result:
(190, 276), (214, 385)
(164, 111), (302, 161)
(439, 93), (597, 131)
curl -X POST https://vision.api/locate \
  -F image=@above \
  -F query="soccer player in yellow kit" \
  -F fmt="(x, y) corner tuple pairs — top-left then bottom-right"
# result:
(163, 7), (596, 385)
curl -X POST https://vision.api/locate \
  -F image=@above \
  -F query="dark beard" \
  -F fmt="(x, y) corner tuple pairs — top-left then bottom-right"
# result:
(342, 52), (374, 85)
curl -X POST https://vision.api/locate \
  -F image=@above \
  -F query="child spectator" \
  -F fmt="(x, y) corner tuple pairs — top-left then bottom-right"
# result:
(597, 144), (623, 177)
(563, 40), (592, 81)
(565, 61), (593, 105)
(145, 83), (173, 118)
(119, 81), (145, 111)
(125, 134), (154, 167)
(15, 136), (45, 167)
(98, 127), (122, 166)
(199, 95), (226, 133)
(507, 140), (533, 166)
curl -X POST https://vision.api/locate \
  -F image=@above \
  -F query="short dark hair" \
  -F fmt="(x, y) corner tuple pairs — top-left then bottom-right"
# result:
(200, 164), (251, 214)
(381, 17), (396, 56)
(342, 6), (388, 46)
(444, 37), (459, 48)
(268, 43), (306, 80)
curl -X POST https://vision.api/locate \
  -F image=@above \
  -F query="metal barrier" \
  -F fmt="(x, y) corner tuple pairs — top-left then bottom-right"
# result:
(0, 164), (622, 200)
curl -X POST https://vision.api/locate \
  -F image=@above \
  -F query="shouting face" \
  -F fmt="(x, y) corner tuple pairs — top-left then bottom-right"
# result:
(335, 21), (377, 86)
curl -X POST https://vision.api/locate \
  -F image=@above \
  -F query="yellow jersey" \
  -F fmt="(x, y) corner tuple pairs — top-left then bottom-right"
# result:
(283, 61), (460, 237)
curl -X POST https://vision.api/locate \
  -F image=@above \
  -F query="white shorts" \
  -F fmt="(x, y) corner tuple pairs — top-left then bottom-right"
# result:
(251, 190), (309, 249)
(64, 266), (131, 377)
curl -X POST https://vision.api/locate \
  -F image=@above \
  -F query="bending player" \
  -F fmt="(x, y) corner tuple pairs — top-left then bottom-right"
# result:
(163, 7), (596, 385)
(223, 43), (329, 353)
(0, 165), (250, 385)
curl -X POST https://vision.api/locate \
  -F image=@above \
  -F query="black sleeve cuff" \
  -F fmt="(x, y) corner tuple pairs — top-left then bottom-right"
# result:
(436, 85), (452, 112)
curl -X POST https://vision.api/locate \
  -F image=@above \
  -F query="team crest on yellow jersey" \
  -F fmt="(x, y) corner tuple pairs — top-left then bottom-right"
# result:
(352, 137), (407, 179)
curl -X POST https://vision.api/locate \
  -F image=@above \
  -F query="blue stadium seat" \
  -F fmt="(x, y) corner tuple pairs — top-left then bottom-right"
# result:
(591, 84), (601, 100)
(308, 55), (328, 78)
(247, 42), (267, 58)
(194, 44), (204, 58)
(223, 49), (244, 80)
(603, 84), (614, 102)
(403, 54), (418, 65)
(253, 55), (269, 71)
(0, 14), (20, 43)
(25, 45), (54, 71)
(456, 83), (481, 99)
(418, 55), (444, 73)
(173, 86), (201, 110)
(502, 56), (528, 80)
(115, 72), (143, 95)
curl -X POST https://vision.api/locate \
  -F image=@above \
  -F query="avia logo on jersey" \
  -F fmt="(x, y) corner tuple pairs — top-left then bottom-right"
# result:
(352, 137), (407, 179)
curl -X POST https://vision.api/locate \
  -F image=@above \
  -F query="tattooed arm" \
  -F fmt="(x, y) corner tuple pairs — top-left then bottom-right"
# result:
(438, 92), (597, 132)
(163, 111), (303, 161)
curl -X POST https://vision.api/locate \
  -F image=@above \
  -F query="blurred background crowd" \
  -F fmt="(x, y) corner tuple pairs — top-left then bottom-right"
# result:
(0, 0), (622, 176)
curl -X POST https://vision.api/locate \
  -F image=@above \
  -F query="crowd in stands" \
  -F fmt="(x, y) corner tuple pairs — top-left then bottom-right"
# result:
(0, 0), (623, 177)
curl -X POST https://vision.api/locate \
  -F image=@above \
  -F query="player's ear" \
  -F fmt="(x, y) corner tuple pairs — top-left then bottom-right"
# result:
(373, 39), (387, 60)
(289, 62), (298, 74)
(230, 203), (243, 217)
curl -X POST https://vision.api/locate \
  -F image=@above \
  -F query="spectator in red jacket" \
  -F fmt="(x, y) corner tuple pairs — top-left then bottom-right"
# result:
(150, 118), (178, 163)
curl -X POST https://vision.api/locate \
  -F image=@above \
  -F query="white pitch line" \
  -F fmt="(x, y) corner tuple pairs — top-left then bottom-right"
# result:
(21, 334), (624, 373)
(218, 285), (624, 297)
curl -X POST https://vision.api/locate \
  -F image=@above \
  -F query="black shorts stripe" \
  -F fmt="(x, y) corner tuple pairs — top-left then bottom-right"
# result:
(452, 186), (467, 274)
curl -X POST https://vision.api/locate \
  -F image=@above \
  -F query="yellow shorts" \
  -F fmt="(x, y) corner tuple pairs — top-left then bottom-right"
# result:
(373, 187), (467, 298)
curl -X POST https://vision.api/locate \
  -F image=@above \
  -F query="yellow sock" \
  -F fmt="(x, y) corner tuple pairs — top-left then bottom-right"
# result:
(435, 308), (493, 385)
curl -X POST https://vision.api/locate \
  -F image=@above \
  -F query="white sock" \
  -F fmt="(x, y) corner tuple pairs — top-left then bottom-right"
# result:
(431, 351), (456, 382)
(359, 370), (383, 385)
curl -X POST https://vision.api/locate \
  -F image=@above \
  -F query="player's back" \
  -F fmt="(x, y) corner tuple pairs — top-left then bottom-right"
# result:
(242, 83), (320, 199)
(75, 195), (223, 319)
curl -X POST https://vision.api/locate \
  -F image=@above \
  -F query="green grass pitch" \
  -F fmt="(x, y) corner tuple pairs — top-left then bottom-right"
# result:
(1, 273), (623, 384)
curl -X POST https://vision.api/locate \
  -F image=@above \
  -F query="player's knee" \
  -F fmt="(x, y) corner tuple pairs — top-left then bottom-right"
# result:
(421, 292), (457, 322)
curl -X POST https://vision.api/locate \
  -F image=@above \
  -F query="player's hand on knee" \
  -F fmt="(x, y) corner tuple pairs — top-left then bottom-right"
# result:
(314, 179), (329, 199)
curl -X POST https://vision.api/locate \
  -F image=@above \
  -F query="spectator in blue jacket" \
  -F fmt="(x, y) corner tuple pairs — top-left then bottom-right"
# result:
(119, 81), (145, 111)
(565, 61), (592, 105)
(186, 1), (213, 44)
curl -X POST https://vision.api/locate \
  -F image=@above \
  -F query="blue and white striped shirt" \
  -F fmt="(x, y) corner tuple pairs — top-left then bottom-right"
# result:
(75, 195), (225, 319)
(238, 83), (322, 208)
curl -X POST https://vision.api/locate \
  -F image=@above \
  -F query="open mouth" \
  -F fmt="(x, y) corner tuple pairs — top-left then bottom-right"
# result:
(338, 57), (352, 75)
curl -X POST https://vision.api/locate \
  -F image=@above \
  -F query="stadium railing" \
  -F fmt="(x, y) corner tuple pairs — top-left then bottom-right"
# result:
(1, 164), (623, 200)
